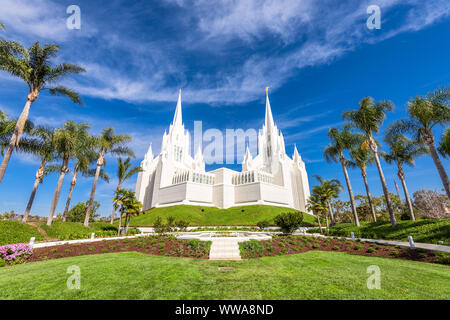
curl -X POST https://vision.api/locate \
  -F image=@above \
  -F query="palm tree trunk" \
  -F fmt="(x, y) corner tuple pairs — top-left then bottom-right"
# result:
(340, 154), (360, 227)
(0, 93), (37, 184)
(397, 162), (415, 221)
(110, 184), (121, 224)
(47, 157), (69, 226)
(425, 137), (450, 198)
(361, 169), (376, 222)
(117, 212), (123, 236)
(84, 152), (104, 227)
(325, 214), (329, 233)
(326, 199), (335, 225)
(370, 138), (396, 227)
(62, 171), (78, 222)
(316, 214), (322, 234)
(22, 159), (46, 222)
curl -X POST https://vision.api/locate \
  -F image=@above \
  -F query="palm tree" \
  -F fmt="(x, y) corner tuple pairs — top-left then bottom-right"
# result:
(324, 125), (362, 226)
(47, 121), (91, 226)
(22, 127), (57, 222)
(0, 22), (5, 32)
(113, 188), (143, 235)
(62, 147), (109, 221)
(306, 193), (327, 233)
(342, 97), (397, 227)
(84, 127), (133, 227)
(312, 175), (342, 226)
(348, 144), (377, 222)
(382, 134), (428, 220)
(388, 88), (450, 197)
(0, 41), (85, 183)
(110, 157), (142, 224)
(439, 128), (450, 158)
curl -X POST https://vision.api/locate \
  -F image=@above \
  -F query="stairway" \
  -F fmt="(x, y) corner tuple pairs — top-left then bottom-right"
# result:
(209, 238), (242, 260)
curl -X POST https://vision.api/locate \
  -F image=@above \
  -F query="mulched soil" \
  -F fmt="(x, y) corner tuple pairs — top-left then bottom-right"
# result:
(28, 236), (211, 263)
(240, 235), (450, 266)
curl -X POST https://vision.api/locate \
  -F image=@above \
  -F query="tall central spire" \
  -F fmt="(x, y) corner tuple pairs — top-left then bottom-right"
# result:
(172, 89), (182, 127)
(265, 87), (274, 129)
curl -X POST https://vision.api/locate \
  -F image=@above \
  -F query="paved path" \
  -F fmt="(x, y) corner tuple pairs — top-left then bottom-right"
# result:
(303, 233), (450, 253)
(209, 238), (242, 260)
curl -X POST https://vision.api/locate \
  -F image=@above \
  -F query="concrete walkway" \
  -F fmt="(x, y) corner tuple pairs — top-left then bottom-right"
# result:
(209, 238), (242, 260)
(303, 233), (450, 253)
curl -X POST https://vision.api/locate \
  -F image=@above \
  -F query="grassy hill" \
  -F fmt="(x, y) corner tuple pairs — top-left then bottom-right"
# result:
(312, 219), (450, 245)
(122, 205), (317, 227)
(0, 221), (44, 246)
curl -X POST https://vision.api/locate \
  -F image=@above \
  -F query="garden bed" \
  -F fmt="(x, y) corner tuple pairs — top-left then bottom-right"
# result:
(239, 235), (450, 265)
(1, 236), (211, 267)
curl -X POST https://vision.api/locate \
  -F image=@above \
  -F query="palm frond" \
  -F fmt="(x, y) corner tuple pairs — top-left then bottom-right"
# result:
(48, 86), (84, 105)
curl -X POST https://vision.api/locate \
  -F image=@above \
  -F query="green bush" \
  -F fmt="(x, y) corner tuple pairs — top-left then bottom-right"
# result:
(175, 220), (189, 231)
(239, 240), (265, 257)
(0, 221), (44, 246)
(66, 201), (100, 223)
(274, 211), (304, 234)
(256, 220), (270, 230)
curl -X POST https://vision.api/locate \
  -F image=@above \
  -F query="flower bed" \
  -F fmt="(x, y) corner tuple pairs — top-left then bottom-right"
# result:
(239, 235), (450, 265)
(0, 236), (211, 267)
(0, 243), (33, 266)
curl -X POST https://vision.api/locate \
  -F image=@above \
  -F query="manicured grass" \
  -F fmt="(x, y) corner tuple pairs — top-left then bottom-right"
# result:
(123, 205), (317, 227)
(319, 219), (450, 245)
(0, 251), (448, 299)
(40, 221), (122, 241)
(0, 221), (44, 246)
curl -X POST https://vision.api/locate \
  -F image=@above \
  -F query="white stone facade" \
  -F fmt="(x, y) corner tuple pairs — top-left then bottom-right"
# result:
(135, 89), (311, 212)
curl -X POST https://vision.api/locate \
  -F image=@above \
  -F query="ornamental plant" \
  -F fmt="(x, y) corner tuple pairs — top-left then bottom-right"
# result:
(0, 243), (33, 265)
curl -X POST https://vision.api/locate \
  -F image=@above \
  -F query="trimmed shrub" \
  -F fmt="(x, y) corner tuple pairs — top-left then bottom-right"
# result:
(274, 211), (304, 234)
(256, 220), (270, 231)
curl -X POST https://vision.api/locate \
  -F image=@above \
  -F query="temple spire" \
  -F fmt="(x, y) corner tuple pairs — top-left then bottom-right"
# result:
(265, 87), (274, 129)
(172, 89), (182, 127)
(293, 144), (300, 161)
(145, 143), (153, 160)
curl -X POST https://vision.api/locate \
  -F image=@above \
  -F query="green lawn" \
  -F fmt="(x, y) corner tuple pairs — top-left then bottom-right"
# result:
(123, 205), (317, 227)
(320, 219), (450, 245)
(1, 251), (448, 299)
(0, 221), (44, 246)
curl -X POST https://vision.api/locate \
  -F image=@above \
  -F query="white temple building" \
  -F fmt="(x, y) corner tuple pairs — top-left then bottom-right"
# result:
(135, 89), (311, 212)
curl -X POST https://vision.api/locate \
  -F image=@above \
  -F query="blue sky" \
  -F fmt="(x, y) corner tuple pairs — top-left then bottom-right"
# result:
(0, 0), (449, 218)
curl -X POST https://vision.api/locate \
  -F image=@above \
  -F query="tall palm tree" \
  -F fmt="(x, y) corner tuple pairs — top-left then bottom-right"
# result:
(312, 175), (342, 226)
(439, 128), (450, 158)
(0, 41), (85, 183)
(382, 134), (428, 221)
(84, 127), (133, 227)
(342, 97), (397, 227)
(389, 87), (450, 197)
(306, 193), (327, 233)
(348, 144), (377, 222)
(47, 121), (91, 226)
(324, 125), (362, 226)
(22, 127), (57, 222)
(62, 148), (109, 221)
(110, 157), (142, 224)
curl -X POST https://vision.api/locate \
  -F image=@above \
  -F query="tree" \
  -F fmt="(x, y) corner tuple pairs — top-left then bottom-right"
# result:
(438, 128), (450, 158)
(413, 189), (449, 219)
(382, 134), (427, 220)
(62, 147), (109, 221)
(312, 175), (343, 225)
(348, 144), (377, 222)
(110, 157), (142, 224)
(0, 22), (5, 32)
(66, 200), (100, 223)
(84, 127), (133, 227)
(113, 189), (143, 235)
(324, 125), (362, 226)
(342, 97), (397, 226)
(274, 211), (304, 234)
(21, 127), (56, 222)
(307, 194), (326, 233)
(47, 121), (91, 226)
(0, 41), (85, 183)
(388, 87), (450, 198)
